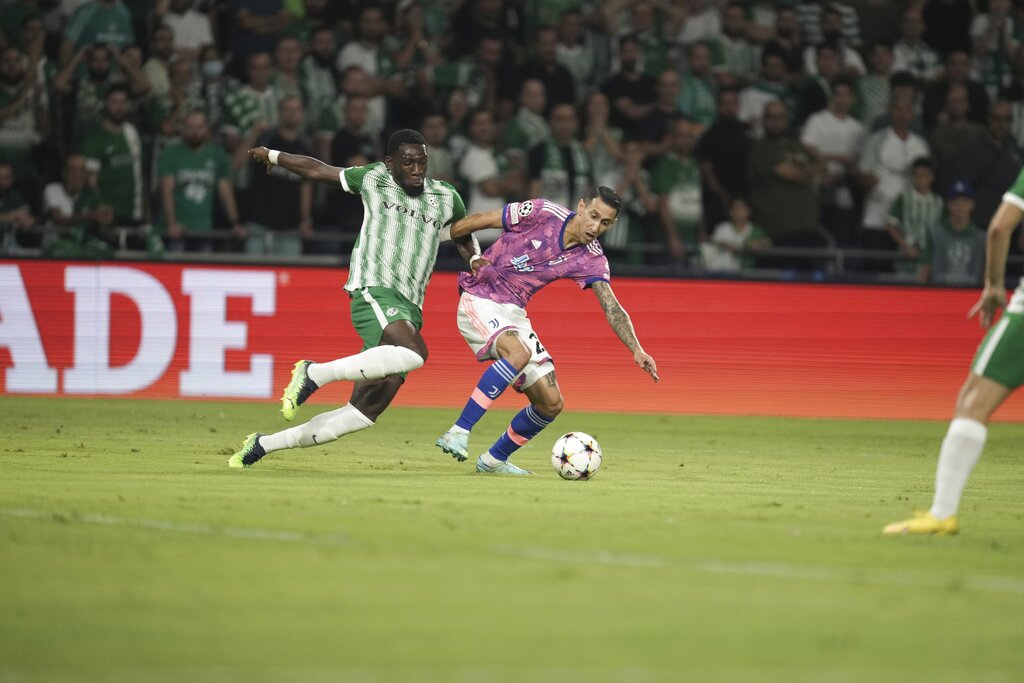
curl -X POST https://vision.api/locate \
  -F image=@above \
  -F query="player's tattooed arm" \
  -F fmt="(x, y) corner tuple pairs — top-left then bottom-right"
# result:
(592, 281), (660, 382)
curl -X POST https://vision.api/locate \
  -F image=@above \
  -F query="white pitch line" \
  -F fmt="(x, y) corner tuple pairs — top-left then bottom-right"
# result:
(497, 545), (1024, 596)
(0, 507), (349, 546)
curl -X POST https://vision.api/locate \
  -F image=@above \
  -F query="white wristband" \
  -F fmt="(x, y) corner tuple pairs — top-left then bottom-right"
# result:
(268, 149), (280, 166)
(469, 255), (483, 267)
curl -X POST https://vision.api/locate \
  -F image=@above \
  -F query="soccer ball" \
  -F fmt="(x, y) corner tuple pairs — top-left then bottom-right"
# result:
(551, 432), (602, 480)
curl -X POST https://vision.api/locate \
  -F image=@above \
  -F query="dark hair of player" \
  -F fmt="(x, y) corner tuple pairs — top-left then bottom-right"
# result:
(386, 129), (427, 157)
(587, 186), (622, 214)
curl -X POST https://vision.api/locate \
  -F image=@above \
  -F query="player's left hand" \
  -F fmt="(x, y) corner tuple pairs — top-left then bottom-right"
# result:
(635, 350), (659, 382)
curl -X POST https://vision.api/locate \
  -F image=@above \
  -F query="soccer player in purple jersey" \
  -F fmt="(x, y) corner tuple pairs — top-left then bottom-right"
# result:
(435, 186), (660, 475)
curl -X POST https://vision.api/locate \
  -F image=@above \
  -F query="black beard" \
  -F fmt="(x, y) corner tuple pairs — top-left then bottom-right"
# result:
(312, 53), (333, 69)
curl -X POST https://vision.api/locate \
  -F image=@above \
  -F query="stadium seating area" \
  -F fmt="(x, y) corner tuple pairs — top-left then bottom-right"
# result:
(1, 0), (1022, 284)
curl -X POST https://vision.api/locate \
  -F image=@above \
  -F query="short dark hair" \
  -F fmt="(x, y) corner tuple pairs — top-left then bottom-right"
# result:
(586, 186), (622, 214)
(831, 75), (855, 92)
(386, 129), (427, 157)
(104, 83), (132, 100)
(889, 70), (917, 89)
(911, 156), (934, 172)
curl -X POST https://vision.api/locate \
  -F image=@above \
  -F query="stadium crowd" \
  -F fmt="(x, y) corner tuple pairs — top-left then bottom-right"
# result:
(0, 0), (1018, 284)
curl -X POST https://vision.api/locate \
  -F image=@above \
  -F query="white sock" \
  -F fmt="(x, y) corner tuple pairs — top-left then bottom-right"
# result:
(449, 425), (469, 435)
(306, 346), (424, 386)
(480, 451), (502, 468)
(929, 417), (987, 520)
(258, 403), (374, 454)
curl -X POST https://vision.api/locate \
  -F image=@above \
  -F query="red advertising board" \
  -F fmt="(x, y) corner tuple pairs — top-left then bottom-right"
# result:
(1, 259), (1019, 421)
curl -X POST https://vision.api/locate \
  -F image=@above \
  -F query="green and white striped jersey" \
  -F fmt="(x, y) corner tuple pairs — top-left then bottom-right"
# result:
(339, 162), (466, 308)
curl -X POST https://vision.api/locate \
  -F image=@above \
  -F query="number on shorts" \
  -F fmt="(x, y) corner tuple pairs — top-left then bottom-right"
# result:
(528, 332), (545, 354)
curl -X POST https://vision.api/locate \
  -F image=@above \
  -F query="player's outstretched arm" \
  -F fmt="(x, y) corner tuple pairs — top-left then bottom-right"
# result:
(449, 208), (504, 240)
(248, 146), (345, 186)
(592, 281), (659, 382)
(968, 201), (1021, 328)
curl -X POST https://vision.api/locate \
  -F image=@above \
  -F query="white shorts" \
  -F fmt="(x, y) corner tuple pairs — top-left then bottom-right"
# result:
(456, 292), (554, 391)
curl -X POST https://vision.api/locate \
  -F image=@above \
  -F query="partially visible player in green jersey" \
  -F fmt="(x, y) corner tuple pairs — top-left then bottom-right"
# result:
(885, 167), (1024, 535)
(229, 129), (479, 469)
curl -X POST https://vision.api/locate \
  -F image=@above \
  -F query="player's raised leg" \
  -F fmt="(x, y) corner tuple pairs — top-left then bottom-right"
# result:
(231, 320), (425, 468)
(476, 370), (562, 476)
(437, 331), (530, 461)
(281, 346), (425, 421)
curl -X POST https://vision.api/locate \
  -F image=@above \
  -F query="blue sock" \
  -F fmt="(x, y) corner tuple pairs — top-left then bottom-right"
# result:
(489, 405), (555, 461)
(455, 358), (519, 431)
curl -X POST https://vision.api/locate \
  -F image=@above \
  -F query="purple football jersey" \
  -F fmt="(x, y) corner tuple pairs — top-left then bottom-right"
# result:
(458, 198), (611, 308)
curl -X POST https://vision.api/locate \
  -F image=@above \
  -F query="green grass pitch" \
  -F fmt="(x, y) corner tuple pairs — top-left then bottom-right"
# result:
(1, 396), (1023, 682)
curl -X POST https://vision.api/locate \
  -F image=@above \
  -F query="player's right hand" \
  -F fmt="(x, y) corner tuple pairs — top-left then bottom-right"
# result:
(968, 286), (1007, 329)
(248, 146), (271, 171)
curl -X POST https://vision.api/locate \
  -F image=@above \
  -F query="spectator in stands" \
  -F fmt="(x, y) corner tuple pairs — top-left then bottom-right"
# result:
(227, 0), (290, 78)
(420, 111), (455, 186)
(748, 100), (823, 266)
(156, 0), (214, 61)
(460, 107), (518, 244)
(886, 157), (942, 277)
(0, 160), (34, 252)
(653, 118), (704, 263)
(41, 153), (115, 258)
(960, 99), (1022, 229)
(158, 109), (241, 253)
(616, 0), (670, 78)
(803, 7), (865, 77)
(892, 8), (941, 82)
(316, 66), (383, 162)
(424, 33), (503, 115)
(150, 57), (204, 143)
(710, 2), (757, 89)
(674, 0), (721, 48)
(80, 84), (147, 227)
(284, 0), (335, 43)
(678, 42), (717, 129)
(764, 6), (804, 84)
(739, 48), (795, 137)
(638, 68), (683, 157)
(60, 0), (135, 65)
(329, 95), (377, 168)
(923, 180), (985, 286)
(801, 76), (866, 247)
(696, 87), (751, 229)
(0, 0), (42, 47)
(56, 44), (150, 146)
(601, 33), (656, 141)
(930, 83), (987, 194)
(528, 102), (593, 208)
(858, 96), (930, 264)
(0, 45), (46, 190)
(705, 197), (770, 272)
(223, 52), (274, 148)
(556, 8), (593, 96)
(581, 90), (623, 184)
(449, 0), (520, 59)
(301, 26), (337, 136)
(856, 41), (893, 130)
(600, 138), (658, 265)
(198, 45), (229, 135)
(923, 50), (989, 130)
(444, 87), (471, 159)
(923, 0), (973, 56)
(971, 0), (1017, 99)
(142, 24), (175, 97)
(518, 25), (576, 112)
(271, 35), (305, 110)
(797, 41), (842, 125)
(502, 78), (550, 159)
(247, 95), (313, 255)
(797, 0), (861, 48)
(337, 3), (403, 131)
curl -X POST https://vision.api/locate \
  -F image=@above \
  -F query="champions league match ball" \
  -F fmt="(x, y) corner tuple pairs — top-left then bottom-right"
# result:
(551, 432), (603, 480)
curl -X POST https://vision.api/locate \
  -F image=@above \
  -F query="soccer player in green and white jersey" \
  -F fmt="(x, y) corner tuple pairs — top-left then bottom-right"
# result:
(228, 129), (478, 468)
(884, 166), (1024, 535)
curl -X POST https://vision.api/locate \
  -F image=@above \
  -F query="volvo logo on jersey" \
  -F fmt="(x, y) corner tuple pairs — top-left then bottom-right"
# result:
(380, 201), (444, 229)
